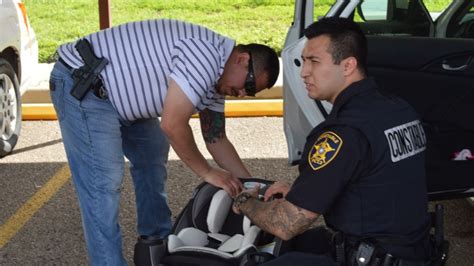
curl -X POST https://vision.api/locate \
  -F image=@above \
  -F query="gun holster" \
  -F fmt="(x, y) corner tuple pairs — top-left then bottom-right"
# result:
(71, 39), (108, 100)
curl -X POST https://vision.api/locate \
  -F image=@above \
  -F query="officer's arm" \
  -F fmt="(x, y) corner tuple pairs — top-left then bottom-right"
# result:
(161, 80), (242, 196)
(235, 196), (319, 241)
(199, 108), (251, 178)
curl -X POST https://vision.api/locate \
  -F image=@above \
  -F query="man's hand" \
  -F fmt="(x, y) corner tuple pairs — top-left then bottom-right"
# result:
(263, 181), (291, 201)
(202, 167), (243, 198)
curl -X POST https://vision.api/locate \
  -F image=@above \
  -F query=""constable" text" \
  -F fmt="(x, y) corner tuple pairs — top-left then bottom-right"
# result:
(384, 120), (426, 163)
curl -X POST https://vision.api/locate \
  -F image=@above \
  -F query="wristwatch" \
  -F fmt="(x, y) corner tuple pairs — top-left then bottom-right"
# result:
(233, 192), (253, 212)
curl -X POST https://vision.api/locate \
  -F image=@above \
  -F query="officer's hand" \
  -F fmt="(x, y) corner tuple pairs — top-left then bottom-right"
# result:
(246, 184), (260, 198)
(202, 167), (243, 198)
(232, 185), (260, 214)
(264, 181), (291, 201)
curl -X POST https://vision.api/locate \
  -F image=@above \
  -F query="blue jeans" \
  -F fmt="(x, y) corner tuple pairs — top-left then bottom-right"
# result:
(49, 61), (172, 265)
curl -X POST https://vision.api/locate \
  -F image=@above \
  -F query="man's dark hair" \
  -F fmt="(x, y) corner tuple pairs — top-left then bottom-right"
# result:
(236, 44), (280, 89)
(304, 17), (368, 76)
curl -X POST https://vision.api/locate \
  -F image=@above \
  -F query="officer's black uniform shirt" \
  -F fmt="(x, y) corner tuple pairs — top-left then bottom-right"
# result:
(285, 78), (430, 259)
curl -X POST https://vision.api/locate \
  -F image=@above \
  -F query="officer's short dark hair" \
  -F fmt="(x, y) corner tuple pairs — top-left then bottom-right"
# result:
(304, 17), (368, 76)
(236, 44), (280, 89)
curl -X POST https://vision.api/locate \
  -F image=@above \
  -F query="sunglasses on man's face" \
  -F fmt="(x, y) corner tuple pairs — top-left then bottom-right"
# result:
(244, 53), (257, 97)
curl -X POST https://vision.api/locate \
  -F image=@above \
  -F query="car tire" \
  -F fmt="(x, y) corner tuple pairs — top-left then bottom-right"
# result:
(0, 58), (21, 158)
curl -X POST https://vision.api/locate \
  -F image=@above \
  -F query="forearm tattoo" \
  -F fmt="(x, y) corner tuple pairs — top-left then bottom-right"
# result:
(199, 109), (225, 144)
(239, 198), (317, 240)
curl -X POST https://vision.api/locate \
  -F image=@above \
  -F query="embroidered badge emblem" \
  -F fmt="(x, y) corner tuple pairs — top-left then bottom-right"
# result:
(308, 131), (343, 170)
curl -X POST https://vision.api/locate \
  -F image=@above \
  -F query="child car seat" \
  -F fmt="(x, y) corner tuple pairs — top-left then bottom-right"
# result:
(155, 178), (276, 266)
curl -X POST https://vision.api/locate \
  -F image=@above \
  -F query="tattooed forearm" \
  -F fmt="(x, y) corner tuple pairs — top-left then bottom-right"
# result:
(199, 109), (225, 143)
(239, 198), (318, 241)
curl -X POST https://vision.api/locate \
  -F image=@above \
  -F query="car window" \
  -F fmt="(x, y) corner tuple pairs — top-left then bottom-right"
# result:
(359, 0), (389, 20)
(446, 2), (474, 38)
(314, 3), (333, 22)
(355, 0), (432, 36)
(424, 0), (452, 21)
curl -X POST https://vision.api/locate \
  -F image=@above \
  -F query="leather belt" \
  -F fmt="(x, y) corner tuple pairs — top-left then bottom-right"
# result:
(58, 57), (73, 71)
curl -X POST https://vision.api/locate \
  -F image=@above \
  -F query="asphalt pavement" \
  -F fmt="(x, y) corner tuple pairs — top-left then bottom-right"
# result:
(1, 120), (473, 265)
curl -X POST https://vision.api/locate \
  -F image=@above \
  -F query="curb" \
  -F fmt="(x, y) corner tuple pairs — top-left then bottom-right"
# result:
(22, 99), (283, 120)
(22, 60), (284, 120)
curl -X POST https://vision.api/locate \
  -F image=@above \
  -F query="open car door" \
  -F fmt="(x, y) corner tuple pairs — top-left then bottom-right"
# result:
(283, 0), (474, 200)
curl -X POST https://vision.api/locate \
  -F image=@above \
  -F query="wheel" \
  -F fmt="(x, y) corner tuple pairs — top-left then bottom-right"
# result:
(0, 58), (21, 158)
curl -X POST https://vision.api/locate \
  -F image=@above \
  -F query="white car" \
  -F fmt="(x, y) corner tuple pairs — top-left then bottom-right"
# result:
(0, 0), (38, 157)
(283, 0), (474, 200)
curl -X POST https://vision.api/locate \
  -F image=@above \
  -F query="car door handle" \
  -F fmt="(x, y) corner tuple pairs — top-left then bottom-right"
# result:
(442, 63), (468, 71)
(442, 57), (472, 71)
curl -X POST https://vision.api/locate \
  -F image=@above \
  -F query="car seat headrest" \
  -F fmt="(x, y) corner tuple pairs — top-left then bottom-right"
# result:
(207, 189), (233, 233)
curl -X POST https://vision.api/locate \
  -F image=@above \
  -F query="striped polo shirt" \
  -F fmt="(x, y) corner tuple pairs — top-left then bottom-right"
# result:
(58, 19), (235, 121)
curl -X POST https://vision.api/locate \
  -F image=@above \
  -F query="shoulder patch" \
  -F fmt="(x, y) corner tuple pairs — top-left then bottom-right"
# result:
(308, 131), (343, 171)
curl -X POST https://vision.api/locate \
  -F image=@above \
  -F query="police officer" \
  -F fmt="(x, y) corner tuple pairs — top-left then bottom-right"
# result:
(233, 17), (431, 265)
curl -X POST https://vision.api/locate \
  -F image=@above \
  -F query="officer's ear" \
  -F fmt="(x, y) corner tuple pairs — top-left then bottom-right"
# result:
(342, 56), (358, 77)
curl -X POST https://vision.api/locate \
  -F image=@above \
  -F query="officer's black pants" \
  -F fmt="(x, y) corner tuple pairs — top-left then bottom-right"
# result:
(261, 251), (337, 266)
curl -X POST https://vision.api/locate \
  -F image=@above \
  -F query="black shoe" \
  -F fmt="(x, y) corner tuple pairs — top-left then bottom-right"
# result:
(133, 235), (166, 266)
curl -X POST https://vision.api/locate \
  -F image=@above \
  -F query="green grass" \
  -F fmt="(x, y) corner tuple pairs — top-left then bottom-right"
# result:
(424, 0), (453, 12)
(25, 0), (452, 63)
(24, 0), (334, 63)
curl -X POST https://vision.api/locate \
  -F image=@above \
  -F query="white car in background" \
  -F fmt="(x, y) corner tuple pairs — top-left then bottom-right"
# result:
(0, 0), (38, 157)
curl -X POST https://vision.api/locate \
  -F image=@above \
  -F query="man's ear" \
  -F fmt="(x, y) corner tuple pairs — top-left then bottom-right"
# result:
(343, 56), (358, 76)
(236, 52), (250, 66)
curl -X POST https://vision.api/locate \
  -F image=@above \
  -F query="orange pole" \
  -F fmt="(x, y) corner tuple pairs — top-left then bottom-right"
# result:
(98, 0), (111, 29)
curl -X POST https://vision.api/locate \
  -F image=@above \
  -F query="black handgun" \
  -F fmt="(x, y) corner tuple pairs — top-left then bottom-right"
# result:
(71, 39), (108, 100)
